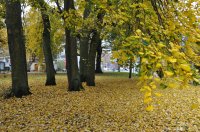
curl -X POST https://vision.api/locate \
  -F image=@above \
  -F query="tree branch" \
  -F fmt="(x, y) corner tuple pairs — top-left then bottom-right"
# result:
(55, 0), (63, 14)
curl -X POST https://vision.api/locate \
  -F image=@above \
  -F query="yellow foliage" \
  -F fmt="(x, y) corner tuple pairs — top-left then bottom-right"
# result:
(156, 63), (162, 68)
(167, 57), (177, 63)
(180, 64), (191, 72)
(164, 71), (174, 77)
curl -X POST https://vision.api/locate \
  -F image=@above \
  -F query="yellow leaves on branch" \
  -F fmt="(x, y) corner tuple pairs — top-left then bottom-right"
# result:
(180, 64), (191, 72)
(167, 57), (177, 63)
(164, 71), (174, 77)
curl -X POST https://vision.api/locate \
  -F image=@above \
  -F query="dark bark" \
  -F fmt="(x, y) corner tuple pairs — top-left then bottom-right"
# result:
(38, 0), (56, 86)
(95, 36), (103, 73)
(117, 60), (120, 72)
(129, 59), (133, 79)
(5, 0), (31, 98)
(86, 10), (104, 86)
(80, 36), (89, 82)
(86, 31), (99, 86)
(64, 0), (83, 91)
(80, 0), (91, 82)
(157, 68), (164, 78)
(150, 0), (164, 26)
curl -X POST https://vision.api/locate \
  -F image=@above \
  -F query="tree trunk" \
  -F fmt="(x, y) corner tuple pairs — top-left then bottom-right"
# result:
(80, 36), (89, 82)
(80, 0), (91, 82)
(95, 36), (103, 73)
(129, 59), (133, 79)
(5, 0), (31, 98)
(85, 11), (104, 86)
(38, 0), (56, 86)
(64, 0), (83, 91)
(117, 60), (120, 72)
(86, 31), (99, 86)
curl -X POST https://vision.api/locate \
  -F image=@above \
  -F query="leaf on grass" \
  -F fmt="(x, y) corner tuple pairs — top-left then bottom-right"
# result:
(144, 92), (151, 98)
(191, 104), (199, 110)
(144, 97), (152, 104)
(146, 105), (154, 112)
(154, 92), (162, 97)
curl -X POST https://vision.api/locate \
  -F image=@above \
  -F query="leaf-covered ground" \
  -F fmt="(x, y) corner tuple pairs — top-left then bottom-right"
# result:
(0, 73), (199, 131)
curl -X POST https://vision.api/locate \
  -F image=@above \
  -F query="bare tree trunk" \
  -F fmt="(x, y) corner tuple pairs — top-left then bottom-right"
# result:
(129, 59), (133, 79)
(117, 59), (120, 72)
(80, 36), (89, 82)
(95, 36), (103, 73)
(80, 0), (91, 82)
(5, 0), (31, 98)
(38, 0), (56, 86)
(64, 0), (83, 91)
(86, 31), (99, 86)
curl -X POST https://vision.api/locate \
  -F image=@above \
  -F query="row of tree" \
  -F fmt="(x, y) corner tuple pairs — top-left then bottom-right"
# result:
(2, 0), (200, 98)
(3, 0), (106, 97)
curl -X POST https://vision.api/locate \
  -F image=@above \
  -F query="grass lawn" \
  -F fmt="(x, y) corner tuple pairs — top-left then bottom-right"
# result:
(0, 73), (199, 131)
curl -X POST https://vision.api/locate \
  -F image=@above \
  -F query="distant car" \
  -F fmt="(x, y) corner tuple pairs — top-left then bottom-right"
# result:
(0, 61), (5, 71)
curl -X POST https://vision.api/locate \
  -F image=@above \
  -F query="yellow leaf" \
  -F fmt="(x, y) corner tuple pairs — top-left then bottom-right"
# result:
(141, 58), (148, 63)
(168, 83), (178, 88)
(144, 97), (152, 104)
(140, 86), (151, 92)
(158, 42), (166, 48)
(180, 64), (191, 72)
(164, 71), (174, 77)
(150, 84), (156, 89)
(167, 57), (177, 63)
(154, 92), (162, 97)
(144, 86), (152, 91)
(193, 78), (200, 83)
(154, 78), (161, 82)
(156, 63), (162, 68)
(136, 29), (142, 36)
(191, 104), (199, 110)
(112, 51), (119, 58)
(144, 92), (151, 98)
(146, 105), (154, 112)
(139, 52), (144, 55)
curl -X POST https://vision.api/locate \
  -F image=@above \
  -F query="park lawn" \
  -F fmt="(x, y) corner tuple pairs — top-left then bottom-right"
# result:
(0, 73), (199, 131)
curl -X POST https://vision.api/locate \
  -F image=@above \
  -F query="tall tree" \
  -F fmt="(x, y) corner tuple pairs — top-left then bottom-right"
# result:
(37, 0), (56, 85)
(79, 0), (91, 82)
(80, 1), (105, 86)
(5, 0), (31, 97)
(64, 0), (83, 91)
(85, 30), (99, 86)
(25, 9), (44, 62)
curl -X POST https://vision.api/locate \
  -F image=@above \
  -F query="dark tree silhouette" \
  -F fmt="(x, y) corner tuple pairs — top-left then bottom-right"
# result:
(5, 0), (31, 97)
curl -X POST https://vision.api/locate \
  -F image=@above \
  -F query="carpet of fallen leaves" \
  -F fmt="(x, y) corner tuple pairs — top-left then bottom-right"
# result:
(0, 73), (199, 131)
